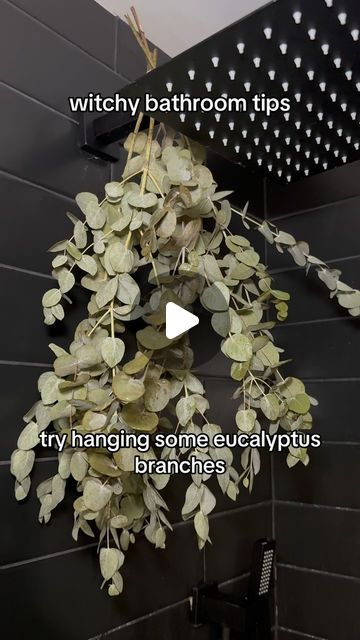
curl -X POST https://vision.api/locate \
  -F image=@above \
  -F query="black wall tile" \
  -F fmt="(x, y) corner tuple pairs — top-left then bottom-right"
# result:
(0, 523), (203, 640)
(267, 159), (360, 218)
(1, 461), (84, 565)
(277, 565), (360, 640)
(0, 364), (51, 461)
(273, 319), (360, 379)
(9, 0), (117, 68)
(272, 258), (360, 323)
(0, 173), (75, 272)
(266, 195), (360, 271)
(205, 503), (272, 584)
(304, 380), (360, 442)
(276, 502), (360, 579)
(274, 444), (360, 509)
(0, 84), (110, 197)
(0, 268), (88, 363)
(97, 601), (211, 640)
(0, 2), (123, 118)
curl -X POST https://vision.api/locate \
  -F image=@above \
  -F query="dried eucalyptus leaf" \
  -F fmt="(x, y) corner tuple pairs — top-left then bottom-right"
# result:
(201, 282), (230, 312)
(42, 288), (61, 308)
(236, 409), (257, 433)
(11, 449), (35, 482)
(100, 548), (121, 581)
(112, 373), (145, 403)
(96, 277), (118, 309)
(17, 422), (40, 450)
(260, 394), (280, 421)
(101, 337), (125, 368)
(58, 269), (75, 294)
(221, 334), (252, 362)
(83, 479), (112, 511)
(121, 405), (158, 432)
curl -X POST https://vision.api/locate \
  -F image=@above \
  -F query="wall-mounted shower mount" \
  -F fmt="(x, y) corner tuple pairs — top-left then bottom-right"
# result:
(190, 538), (276, 638)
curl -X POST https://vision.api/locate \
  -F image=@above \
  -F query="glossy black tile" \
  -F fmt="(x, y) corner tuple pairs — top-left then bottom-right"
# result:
(274, 444), (360, 509)
(205, 503), (272, 584)
(94, 601), (212, 640)
(273, 319), (360, 379)
(0, 523), (203, 640)
(0, 2), (123, 118)
(266, 195), (360, 271)
(9, 0), (117, 68)
(303, 380), (360, 442)
(276, 502), (360, 579)
(0, 461), (84, 565)
(0, 363), (52, 460)
(0, 268), (88, 363)
(0, 173), (76, 273)
(0, 84), (110, 197)
(277, 565), (360, 640)
(271, 258), (360, 323)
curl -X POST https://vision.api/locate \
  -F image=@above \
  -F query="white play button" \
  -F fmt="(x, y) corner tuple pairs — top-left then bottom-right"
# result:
(165, 302), (199, 339)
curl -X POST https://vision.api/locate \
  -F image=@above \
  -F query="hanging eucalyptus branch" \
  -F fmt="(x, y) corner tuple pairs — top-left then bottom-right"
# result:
(230, 206), (360, 318)
(11, 10), (349, 597)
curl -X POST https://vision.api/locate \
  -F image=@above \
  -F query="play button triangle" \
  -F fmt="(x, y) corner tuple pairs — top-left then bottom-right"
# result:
(165, 302), (199, 340)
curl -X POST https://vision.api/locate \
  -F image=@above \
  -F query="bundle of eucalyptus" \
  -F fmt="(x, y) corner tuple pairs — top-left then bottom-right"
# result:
(11, 11), (360, 597)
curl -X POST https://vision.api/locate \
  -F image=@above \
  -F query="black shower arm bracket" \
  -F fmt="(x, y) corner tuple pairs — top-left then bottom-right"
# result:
(79, 110), (151, 163)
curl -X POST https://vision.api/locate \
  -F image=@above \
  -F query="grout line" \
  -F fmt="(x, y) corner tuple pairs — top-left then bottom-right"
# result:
(322, 440), (360, 446)
(277, 626), (327, 640)
(87, 598), (189, 639)
(209, 500), (272, 521)
(269, 192), (360, 223)
(0, 542), (97, 571)
(300, 377), (360, 383)
(1, 457), (57, 466)
(278, 562), (360, 584)
(0, 263), (54, 281)
(0, 360), (52, 367)
(269, 253), (360, 276)
(0, 167), (76, 204)
(169, 501), (271, 531)
(0, 79), (78, 124)
(4, 0), (129, 82)
(275, 499), (360, 513)
(88, 573), (252, 639)
(219, 571), (250, 588)
(274, 315), (352, 328)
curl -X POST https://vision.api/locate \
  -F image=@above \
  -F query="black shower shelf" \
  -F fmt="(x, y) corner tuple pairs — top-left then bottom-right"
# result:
(81, 0), (360, 184)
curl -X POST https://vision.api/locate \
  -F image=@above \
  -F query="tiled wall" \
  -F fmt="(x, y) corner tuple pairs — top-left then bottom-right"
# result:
(267, 162), (360, 640)
(1, 1), (273, 639)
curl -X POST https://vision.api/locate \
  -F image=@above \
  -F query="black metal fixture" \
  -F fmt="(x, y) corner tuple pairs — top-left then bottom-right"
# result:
(80, 111), (151, 163)
(80, 0), (360, 183)
(190, 538), (276, 638)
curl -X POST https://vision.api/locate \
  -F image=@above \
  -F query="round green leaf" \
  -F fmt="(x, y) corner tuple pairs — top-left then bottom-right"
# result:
(235, 409), (257, 433)
(101, 337), (125, 368)
(121, 405), (159, 432)
(112, 373), (145, 403)
(42, 288), (61, 308)
(221, 333), (252, 362)
(83, 479), (112, 511)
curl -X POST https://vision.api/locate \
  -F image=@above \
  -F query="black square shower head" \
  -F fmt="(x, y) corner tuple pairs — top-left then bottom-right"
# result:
(119, 0), (360, 184)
